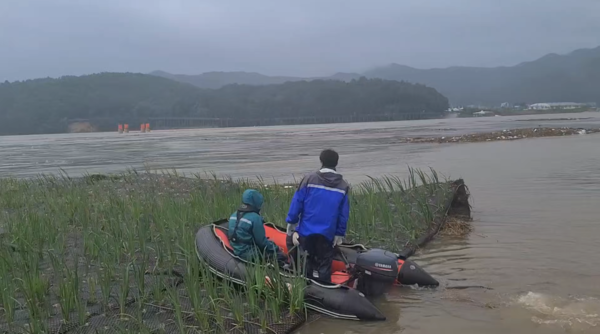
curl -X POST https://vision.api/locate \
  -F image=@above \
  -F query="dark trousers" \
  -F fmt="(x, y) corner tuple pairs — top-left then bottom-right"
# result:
(286, 233), (334, 284)
(261, 248), (289, 267)
(275, 249), (289, 267)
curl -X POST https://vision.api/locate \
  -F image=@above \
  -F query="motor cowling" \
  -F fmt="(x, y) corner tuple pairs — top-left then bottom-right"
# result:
(353, 248), (398, 297)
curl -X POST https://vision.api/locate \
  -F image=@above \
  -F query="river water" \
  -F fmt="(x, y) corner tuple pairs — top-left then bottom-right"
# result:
(1, 112), (600, 333)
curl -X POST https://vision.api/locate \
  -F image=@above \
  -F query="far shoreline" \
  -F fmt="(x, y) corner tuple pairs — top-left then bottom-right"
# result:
(398, 127), (600, 144)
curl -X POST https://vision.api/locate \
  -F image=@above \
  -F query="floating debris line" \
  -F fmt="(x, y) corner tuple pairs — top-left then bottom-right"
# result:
(394, 127), (600, 144)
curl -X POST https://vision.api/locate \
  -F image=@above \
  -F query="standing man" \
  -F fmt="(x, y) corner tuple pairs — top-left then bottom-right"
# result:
(285, 149), (350, 283)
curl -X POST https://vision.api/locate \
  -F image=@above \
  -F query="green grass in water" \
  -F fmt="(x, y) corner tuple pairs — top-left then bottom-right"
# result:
(0, 167), (454, 333)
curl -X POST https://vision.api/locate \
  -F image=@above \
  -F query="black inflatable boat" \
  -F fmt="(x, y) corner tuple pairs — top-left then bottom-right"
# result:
(214, 220), (439, 288)
(195, 223), (387, 321)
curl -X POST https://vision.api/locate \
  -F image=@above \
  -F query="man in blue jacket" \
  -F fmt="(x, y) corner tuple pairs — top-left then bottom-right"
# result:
(229, 189), (286, 264)
(285, 149), (350, 283)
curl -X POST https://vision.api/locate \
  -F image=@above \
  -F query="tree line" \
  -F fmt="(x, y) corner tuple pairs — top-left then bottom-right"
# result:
(0, 73), (449, 135)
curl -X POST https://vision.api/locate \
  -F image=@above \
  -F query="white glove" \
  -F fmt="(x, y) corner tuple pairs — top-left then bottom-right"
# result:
(286, 223), (297, 236)
(292, 232), (300, 246)
(333, 236), (344, 247)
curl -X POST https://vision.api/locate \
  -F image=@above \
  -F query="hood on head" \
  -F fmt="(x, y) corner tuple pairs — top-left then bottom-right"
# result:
(317, 169), (344, 188)
(242, 189), (263, 210)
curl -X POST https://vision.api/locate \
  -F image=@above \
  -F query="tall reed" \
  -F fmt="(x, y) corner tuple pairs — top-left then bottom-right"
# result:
(0, 166), (451, 331)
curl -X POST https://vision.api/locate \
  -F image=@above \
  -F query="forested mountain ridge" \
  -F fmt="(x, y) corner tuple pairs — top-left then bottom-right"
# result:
(0, 73), (202, 135)
(148, 70), (363, 89)
(0, 73), (449, 135)
(149, 70), (306, 89)
(364, 46), (600, 106)
(151, 45), (600, 106)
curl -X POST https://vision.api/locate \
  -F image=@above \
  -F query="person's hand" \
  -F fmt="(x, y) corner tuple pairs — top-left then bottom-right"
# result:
(333, 235), (344, 247)
(286, 223), (297, 236)
(292, 232), (300, 246)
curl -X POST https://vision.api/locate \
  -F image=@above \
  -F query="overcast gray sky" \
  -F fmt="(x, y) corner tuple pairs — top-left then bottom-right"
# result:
(1, 0), (599, 81)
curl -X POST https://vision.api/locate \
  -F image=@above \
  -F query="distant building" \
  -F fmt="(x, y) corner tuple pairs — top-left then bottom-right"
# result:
(467, 104), (491, 109)
(529, 103), (552, 110)
(500, 102), (511, 108)
(473, 110), (494, 117)
(529, 102), (589, 110)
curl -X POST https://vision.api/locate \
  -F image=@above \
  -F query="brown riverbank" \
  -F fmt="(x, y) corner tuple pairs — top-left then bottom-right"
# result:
(398, 127), (600, 144)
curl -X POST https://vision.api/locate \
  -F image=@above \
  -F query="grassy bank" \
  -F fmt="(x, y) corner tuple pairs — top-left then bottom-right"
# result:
(0, 168), (463, 333)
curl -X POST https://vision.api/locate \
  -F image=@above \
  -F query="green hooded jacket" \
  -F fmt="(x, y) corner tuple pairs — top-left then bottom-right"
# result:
(228, 189), (279, 261)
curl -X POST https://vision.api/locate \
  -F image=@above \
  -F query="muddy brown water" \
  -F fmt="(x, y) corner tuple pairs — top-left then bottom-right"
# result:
(1, 111), (600, 333)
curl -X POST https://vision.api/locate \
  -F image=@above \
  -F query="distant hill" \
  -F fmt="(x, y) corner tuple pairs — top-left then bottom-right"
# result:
(0, 73), (449, 135)
(0, 73), (202, 135)
(149, 70), (314, 88)
(151, 45), (600, 106)
(149, 70), (364, 89)
(363, 46), (600, 106)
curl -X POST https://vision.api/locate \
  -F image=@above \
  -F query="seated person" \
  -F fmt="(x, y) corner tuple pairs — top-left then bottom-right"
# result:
(228, 189), (287, 265)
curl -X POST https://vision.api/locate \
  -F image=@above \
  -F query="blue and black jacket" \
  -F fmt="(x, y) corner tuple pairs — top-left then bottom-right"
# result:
(286, 168), (350, 242)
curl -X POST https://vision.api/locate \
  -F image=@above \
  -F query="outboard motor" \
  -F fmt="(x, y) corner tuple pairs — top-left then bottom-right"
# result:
(353, 249), (398, 297)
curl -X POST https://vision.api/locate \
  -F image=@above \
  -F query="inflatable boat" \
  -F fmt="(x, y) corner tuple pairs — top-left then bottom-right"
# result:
(195, 219), (439, 321)
(195, 222), (386, 320)
(216, 220), (439, 287)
